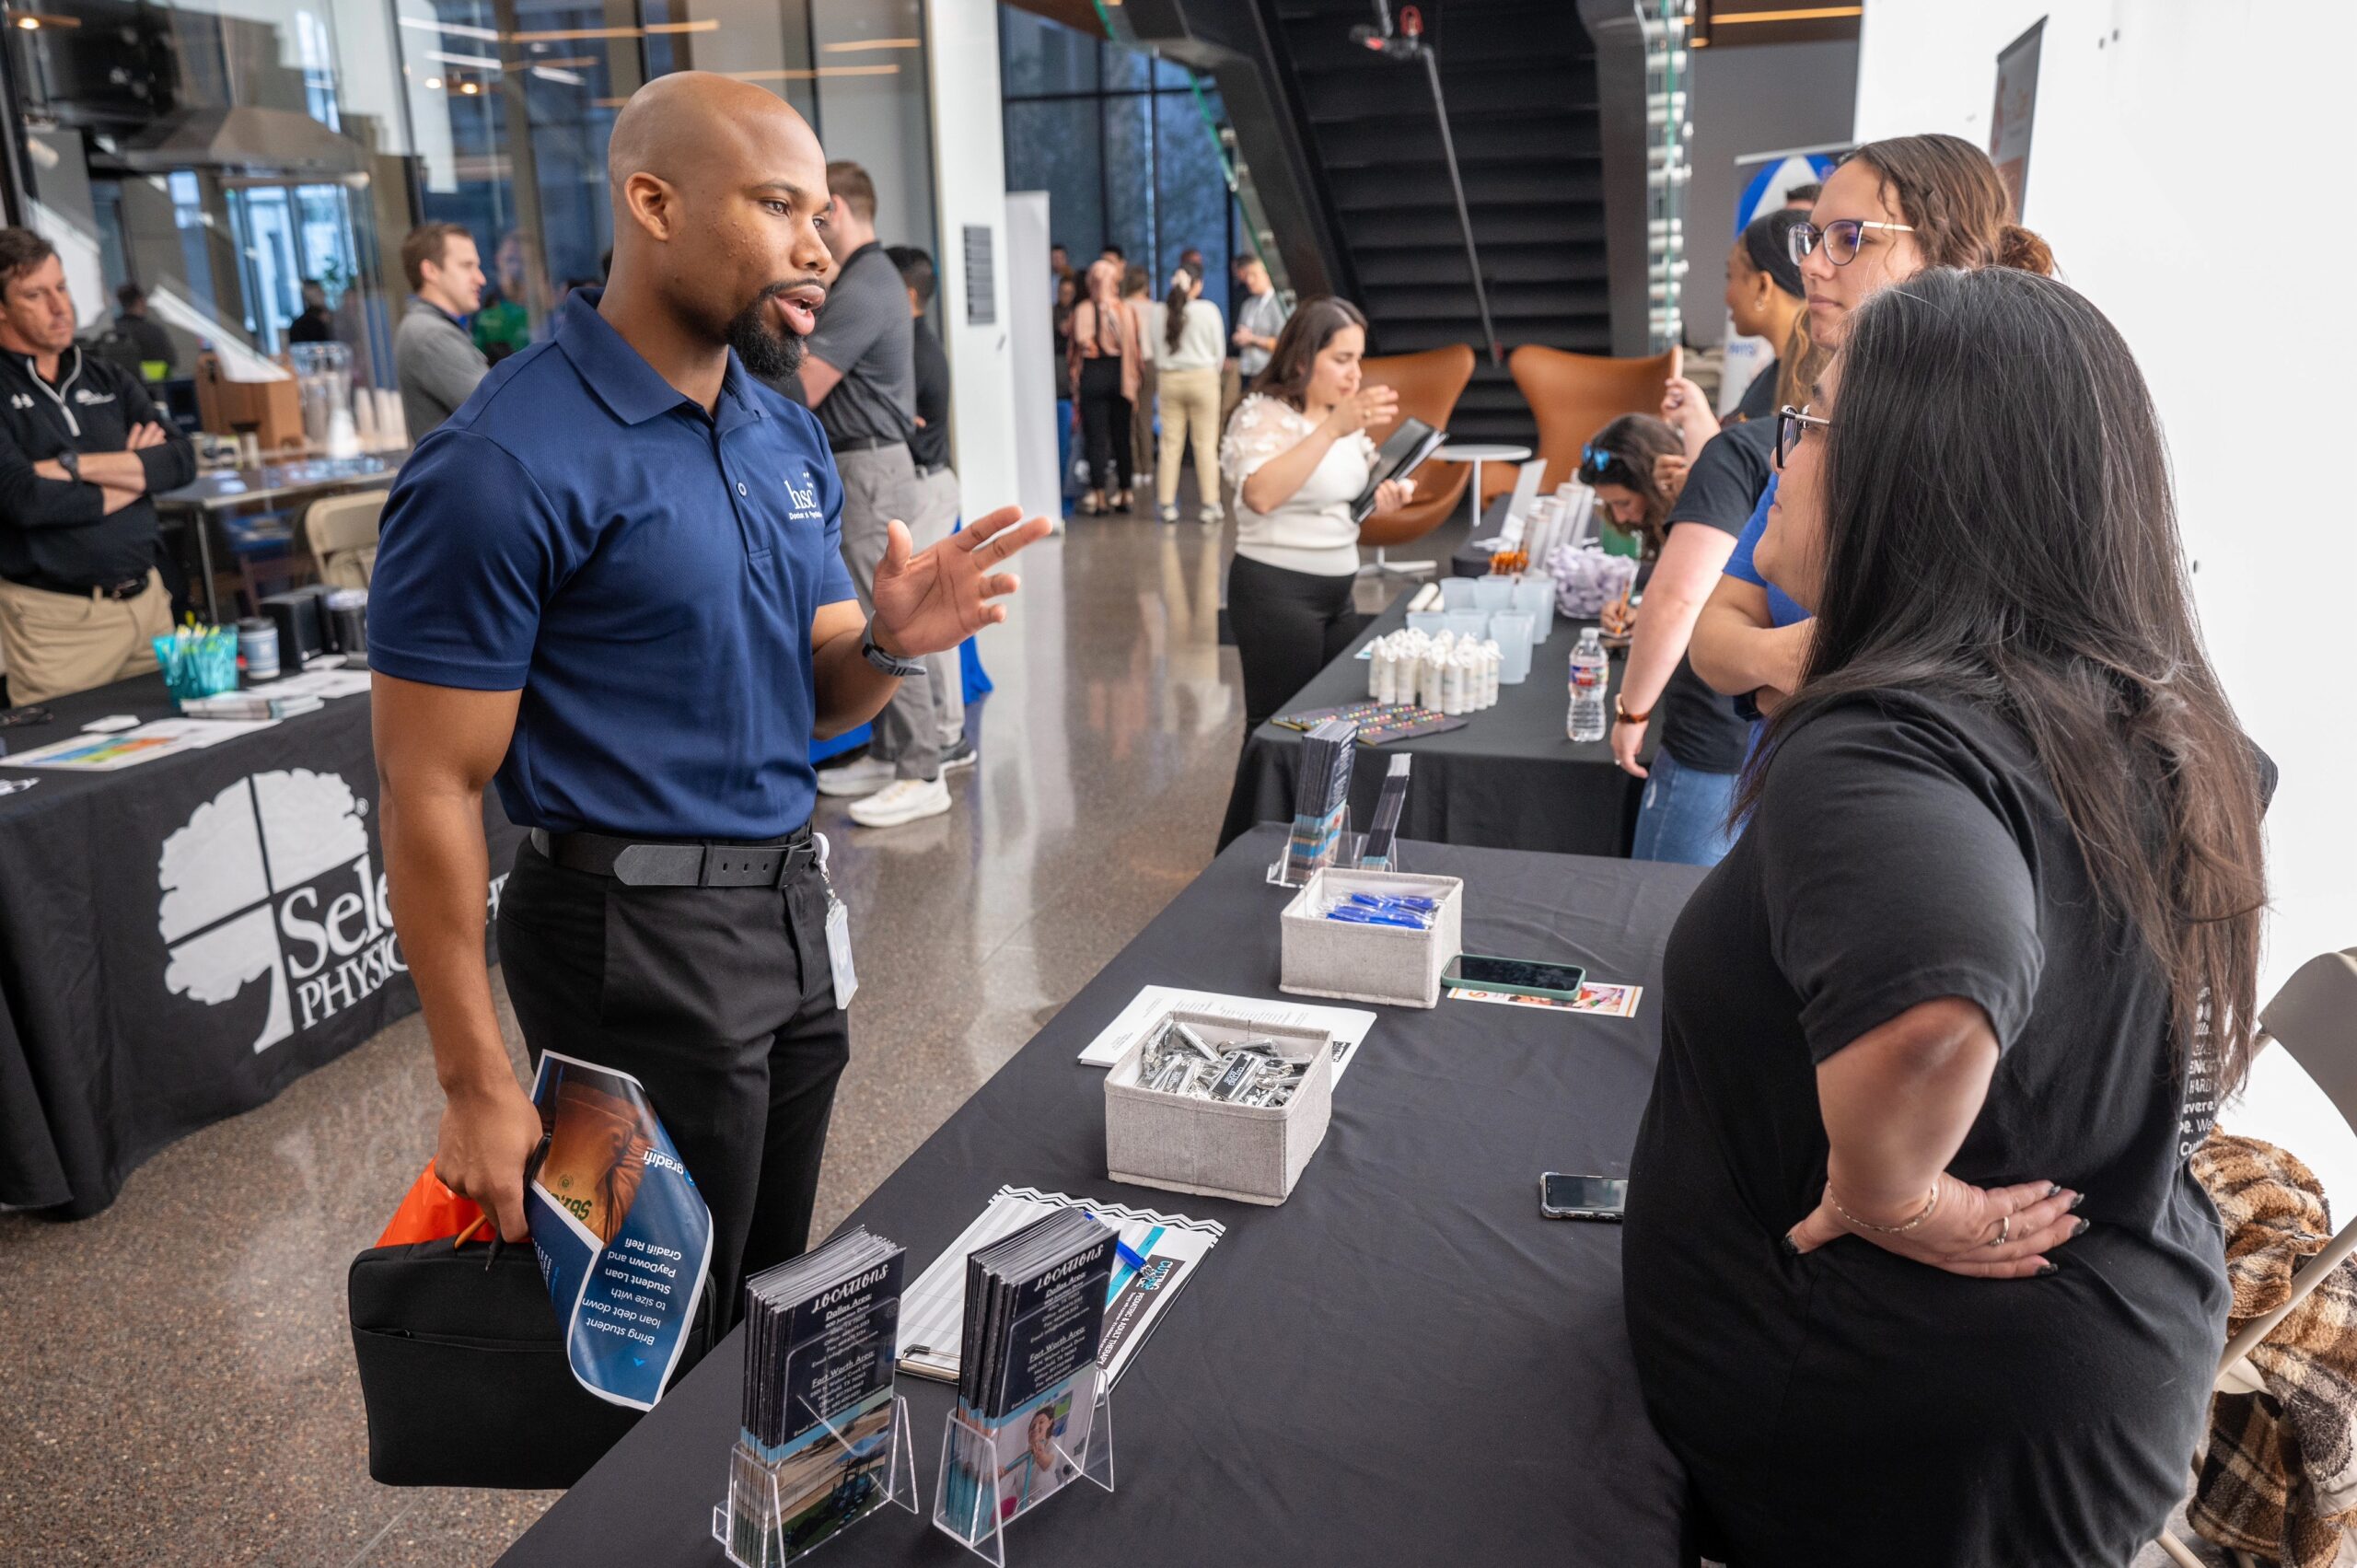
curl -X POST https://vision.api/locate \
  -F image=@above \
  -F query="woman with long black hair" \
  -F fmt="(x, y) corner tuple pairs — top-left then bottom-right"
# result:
(1622, 266), (2269, 1564)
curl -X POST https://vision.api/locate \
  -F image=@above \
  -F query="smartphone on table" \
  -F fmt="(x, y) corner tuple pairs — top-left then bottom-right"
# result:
(1539, 1173), (1628, 1223)
(1441, 953), (1587, 1002)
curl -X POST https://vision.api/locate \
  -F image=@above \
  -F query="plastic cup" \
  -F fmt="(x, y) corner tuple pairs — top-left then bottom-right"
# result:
(1439, 575), (1479, 611)
(1443, 610), (1489, 642)
(1406, 610), (1448, 636)
(1511, 573), (1556, 644)
(1491, 611), (1535, 684)
(1472, 575), (1515, 612)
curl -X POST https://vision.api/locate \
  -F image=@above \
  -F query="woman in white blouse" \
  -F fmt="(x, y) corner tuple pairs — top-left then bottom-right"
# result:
(1218, 296), (1414, 732)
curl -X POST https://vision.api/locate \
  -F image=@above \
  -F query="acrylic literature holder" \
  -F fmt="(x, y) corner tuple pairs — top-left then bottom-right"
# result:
(932, 1361), (1116, 1565)
(711, 1390), (919, 1568)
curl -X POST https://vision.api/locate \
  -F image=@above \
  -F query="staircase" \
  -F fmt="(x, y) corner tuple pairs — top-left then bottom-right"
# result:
(1260, 0), (1608, 447)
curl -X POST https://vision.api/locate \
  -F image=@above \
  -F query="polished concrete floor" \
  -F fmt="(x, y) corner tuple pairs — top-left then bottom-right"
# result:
(0, 506), (2229, 1567)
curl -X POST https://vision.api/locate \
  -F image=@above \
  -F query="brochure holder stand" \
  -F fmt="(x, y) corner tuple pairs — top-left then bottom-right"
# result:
(712, 1393), (918, 1568)
(932, 1362), (1115, 1565)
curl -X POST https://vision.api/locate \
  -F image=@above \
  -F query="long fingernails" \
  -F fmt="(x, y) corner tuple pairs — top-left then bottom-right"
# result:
(1780, 1234), (1801, 1256)
(2038, 1261), (2060, 1276)
(2073, 1217), (2091, 1237)
(2069, 1191), (2087, 1211)
(2046, 1182), (2063, 1198)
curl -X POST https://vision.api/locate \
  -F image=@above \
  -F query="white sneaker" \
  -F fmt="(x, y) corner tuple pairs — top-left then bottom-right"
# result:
(848, 775), (951, 828)
(1198, 505), (1224, 528)
(815, 755), (895, 797)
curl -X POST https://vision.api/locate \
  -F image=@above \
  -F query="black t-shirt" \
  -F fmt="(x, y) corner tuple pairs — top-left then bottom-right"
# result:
(910, 317), (950, 471)
(1623, 690), (2252, 1560)
(1652, 419), (1774, 772)
(1733, 358), (1779, 423)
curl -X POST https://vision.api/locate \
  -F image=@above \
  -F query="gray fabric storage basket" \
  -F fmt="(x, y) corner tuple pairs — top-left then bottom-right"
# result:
(1104, 1009), (1334, 1206)
(1278, 868), (1464, 1009)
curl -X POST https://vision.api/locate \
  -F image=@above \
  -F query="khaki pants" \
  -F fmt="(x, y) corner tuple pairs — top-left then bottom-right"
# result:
(834, 443), (940, 782)
(907, 464), (967, 747)
(1157, 366), (1223, 513)
(0, 570), (171, 704)
(1129, 360), (1158, 490)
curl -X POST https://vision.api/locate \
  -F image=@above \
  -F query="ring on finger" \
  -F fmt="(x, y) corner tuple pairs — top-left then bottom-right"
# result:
(1988, 1213), (2011, 1249)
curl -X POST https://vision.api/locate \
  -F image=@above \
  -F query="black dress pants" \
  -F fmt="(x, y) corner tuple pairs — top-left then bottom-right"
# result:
(1228, 552), (1361, 732)
(1076, 356), (1132, 494)
(495, 837), (850, 1339)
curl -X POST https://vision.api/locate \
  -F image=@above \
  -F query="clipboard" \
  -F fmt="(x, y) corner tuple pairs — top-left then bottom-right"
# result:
(1352, 416), (1444, 524)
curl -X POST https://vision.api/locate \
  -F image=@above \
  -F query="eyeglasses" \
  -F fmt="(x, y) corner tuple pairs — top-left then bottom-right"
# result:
(1774, 404), (1831, 470)
(1787, 218), (1915, 267)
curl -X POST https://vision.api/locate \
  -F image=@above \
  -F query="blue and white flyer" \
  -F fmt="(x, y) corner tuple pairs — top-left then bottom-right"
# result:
(526, 1049), (713, 1410)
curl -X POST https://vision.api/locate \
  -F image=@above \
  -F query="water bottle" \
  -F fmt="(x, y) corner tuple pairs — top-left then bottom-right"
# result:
(1568, 627), (1608, 742)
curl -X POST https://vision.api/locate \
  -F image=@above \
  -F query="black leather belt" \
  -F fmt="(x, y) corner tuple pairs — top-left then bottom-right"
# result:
(9, 572), (148, 600)
(830, 435), (907, 456)
(529, 825), (816, 888)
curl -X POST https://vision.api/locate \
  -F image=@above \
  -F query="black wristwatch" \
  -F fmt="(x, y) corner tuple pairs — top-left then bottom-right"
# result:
(57, 449), (79, 482)
(860, 621), (925, 679)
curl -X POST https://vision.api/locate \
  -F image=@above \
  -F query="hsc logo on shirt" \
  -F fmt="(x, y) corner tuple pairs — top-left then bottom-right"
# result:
(784, 469), (822, 521)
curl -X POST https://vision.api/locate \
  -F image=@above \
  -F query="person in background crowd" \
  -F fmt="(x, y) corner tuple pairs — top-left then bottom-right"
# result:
(1121, 263), (1158, 504)
(1624, 261), (2268, 1568)
(1069, 257), (1136, 517)
(288, 279), (337, 345)
(1782, 180), (1821, 209)
(1051, 273), (1078, 519)
(1050, 241), (1074, 302)
(368, 73), (1050, 1342)
(1606, 403), (1777, 866)
(802, 159), (948, 829)
(1156, 262), (1225, 527)
(1219, 297), (1413, 734)
(112, 284), (177, 375)
(1721, 210), (1807, 422)
(394, 221), (489, 439)
(1575, 414), (1683, 561)
(887, 242), (972, 766)
(1689, 133), (2058, 715)
(1100, 245), (1125, 267)
(1231, 254), (1287, 381)
(0, 230), (195, 703)
(1178, 246), (1205, 274)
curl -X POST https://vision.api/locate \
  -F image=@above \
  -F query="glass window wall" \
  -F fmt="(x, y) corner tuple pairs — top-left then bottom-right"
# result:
(0, 0), (935, 407)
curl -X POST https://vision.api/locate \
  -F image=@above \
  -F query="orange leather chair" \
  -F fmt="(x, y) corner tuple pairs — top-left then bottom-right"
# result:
(1507, 344), (1681, 492)
(1358, 345), (1475, 549)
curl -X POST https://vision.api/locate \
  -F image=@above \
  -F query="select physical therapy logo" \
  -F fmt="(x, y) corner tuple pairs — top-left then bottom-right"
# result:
(157, 769), (505, 1051)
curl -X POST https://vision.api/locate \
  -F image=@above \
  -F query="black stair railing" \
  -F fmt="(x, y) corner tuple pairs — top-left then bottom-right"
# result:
(1347, 2), (1502, 365)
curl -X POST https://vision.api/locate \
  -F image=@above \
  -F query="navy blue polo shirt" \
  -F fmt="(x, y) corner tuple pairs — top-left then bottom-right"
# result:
(369, 289), (859, 840)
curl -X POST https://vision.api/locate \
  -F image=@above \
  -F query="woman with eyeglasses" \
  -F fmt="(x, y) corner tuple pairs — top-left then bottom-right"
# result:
(1621, 266), (2269, 1564)
(1688, 134), (2054, 716)
(1573, 416), (1684, 564)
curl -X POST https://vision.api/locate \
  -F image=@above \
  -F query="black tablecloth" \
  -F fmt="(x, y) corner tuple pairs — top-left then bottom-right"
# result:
(0, 673), (519, 1217)
(1219, 595), (1646, 856)
(503, 827), (1703, 1568)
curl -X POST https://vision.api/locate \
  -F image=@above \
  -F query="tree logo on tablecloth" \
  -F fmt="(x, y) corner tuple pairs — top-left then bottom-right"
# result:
(157, 769), (391, 1053)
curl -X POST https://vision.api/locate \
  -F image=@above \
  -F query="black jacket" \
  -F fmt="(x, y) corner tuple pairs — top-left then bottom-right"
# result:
(0, 343), (196, 590)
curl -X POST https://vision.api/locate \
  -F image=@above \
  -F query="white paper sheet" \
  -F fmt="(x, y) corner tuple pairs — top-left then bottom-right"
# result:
(896, 1186), (1224, 1388)
(1075, 984), (1379, 1082)
(247, 668), (373, 701)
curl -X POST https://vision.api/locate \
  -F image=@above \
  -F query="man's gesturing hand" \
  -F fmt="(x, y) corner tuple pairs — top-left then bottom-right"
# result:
(867, 505), (1054, 659)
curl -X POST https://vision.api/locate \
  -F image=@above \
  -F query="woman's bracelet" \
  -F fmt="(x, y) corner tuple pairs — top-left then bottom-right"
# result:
(1830, 1181), (1940, 1235)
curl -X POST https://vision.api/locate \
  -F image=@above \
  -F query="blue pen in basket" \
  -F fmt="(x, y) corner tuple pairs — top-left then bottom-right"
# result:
(153, 622), (241, 710)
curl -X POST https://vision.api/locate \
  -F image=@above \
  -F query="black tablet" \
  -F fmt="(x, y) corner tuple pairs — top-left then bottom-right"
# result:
(1352, 416), (1445, 523)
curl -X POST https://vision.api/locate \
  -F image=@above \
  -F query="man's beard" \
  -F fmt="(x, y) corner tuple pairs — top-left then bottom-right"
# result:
(726, 284), (804, 380)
